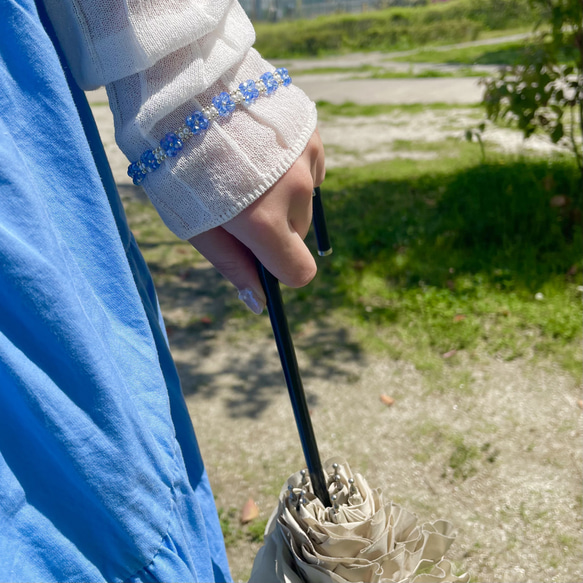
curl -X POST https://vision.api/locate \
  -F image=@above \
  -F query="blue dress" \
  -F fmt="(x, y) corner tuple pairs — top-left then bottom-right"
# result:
(0, 0), (231, 580)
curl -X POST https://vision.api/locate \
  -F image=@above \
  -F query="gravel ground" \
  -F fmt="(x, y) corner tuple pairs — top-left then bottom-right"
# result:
(179, 324), (582, 583)
(89, 52), (582, 582)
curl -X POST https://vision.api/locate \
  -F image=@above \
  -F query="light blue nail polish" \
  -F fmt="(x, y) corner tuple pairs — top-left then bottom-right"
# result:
(238, 288), (265, 315)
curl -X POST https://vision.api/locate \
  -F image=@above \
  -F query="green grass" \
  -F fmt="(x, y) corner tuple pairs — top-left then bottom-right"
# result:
(314, 100), (481, 120)
(389, 37), (574, 66)
(390, 39), (542, 66)
(295, 65), (486, 79)
(217, 507), (268, 547)
(447, 437), (481, 480)
(289, 152), (583, 381)
(364, 67), (486, 79)
(124, 148), (582, 385)
(294, 65), (383, 76)
(254, 0), (536, 58)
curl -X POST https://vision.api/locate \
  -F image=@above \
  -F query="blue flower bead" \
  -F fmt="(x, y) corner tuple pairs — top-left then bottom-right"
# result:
(186, 111), (210, 134)
(212, 92), (236, 117)
(275, 67), (292, 87)
(260, 72), (279, 95)
(140, 150), (160, 172)
(127, 162), (145, 185)
(239, 80), (259, 104)
(160, 132), (183, 157)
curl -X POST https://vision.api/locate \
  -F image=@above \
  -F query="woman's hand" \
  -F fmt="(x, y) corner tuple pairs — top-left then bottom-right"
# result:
(188, 130), (325, 314)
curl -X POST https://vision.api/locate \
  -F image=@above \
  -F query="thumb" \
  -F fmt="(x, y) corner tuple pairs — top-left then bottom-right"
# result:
(188, 226), (267, 315)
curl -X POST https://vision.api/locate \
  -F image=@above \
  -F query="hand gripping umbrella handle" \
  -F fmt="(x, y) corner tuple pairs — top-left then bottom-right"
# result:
(257, 189), (332, 507)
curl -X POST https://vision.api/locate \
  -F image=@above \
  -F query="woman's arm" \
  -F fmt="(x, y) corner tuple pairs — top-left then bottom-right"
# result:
(43, 0), (324, 312)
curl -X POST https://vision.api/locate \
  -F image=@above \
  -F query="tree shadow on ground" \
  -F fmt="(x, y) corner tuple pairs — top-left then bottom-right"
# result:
(149, 259), (363, 419)
(320, 157), (581, 297)
(125, 156), (581, 418)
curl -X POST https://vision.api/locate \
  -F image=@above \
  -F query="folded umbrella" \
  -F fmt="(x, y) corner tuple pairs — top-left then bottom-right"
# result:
(249, 457), (469, 583)
(252, 193), (469, 583)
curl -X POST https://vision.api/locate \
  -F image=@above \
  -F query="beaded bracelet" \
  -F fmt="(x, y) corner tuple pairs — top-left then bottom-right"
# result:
(127, 68), (292, 186)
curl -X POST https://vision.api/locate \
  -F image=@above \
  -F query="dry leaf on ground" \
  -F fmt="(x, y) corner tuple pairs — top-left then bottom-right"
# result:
(241, 497), (260, 524)
(380, 394), (395, 407)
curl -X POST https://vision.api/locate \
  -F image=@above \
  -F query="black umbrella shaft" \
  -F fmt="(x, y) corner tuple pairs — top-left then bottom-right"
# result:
(257, 262), (331, 508)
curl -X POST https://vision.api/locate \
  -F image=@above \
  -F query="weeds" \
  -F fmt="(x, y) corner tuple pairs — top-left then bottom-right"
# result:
(390, 40), (535, 66)
(217, 507), (268, 547)
(315, 101), (481, 120)
(290, 153), (582, 380)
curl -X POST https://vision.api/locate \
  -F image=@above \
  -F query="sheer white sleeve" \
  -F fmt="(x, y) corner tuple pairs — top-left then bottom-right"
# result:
(43, 0), (317, 239)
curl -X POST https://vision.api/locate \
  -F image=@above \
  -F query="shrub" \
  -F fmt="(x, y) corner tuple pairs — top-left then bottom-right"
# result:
(254, 0), (536, 58)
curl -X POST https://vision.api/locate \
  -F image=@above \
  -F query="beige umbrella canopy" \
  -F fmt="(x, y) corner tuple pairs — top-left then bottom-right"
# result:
(253, 201), (468, 583)
(249, 458), (469, 583)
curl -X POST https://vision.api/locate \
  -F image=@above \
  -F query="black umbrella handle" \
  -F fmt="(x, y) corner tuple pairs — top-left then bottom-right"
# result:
(312, 187), (332, 257)
(256, 188), (332, 506)
(257, 261), (331, 507)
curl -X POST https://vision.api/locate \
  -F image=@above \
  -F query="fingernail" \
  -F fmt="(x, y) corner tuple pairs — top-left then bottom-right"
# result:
(238, 288), (266, 315)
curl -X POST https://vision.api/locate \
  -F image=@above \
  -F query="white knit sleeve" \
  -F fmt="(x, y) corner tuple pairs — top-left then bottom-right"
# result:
(43, 0), (318, 239)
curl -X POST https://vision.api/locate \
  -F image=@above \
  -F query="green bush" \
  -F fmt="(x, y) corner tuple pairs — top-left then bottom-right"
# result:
(254, 0), (536, 58)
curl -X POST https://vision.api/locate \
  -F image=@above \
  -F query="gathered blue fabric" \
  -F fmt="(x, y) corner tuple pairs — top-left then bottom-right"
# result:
(0, 0), (231, 580)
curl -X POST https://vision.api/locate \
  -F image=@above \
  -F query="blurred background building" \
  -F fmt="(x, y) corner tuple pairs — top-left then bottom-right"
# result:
(239, 0), (431, 21)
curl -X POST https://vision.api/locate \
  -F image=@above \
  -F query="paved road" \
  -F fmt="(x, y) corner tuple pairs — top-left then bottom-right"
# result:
(87, 32), (523, 106)
(87, 75), (483, 106)
(293, 76), (482, 104)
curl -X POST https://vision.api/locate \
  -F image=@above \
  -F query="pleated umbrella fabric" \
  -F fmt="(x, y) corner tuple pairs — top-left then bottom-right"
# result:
(250, 458), (470, 583)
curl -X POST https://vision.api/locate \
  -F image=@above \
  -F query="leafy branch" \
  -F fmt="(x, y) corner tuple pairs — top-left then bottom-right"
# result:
(480, 0), (583, 172)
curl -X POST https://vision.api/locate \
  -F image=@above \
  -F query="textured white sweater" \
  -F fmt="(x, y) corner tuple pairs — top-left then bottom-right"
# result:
(43, 0), (317, 238)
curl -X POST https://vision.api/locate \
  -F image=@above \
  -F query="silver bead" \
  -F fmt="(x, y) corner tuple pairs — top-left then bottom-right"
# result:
(203, 106), (219, 121)
(230, 90), (244, 104)
(300, 469), (308, 486)
(256, 79), (267, 94)
(177, 125), (193, 140)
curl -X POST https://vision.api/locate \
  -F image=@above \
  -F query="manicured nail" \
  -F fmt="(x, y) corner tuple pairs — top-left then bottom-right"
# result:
(238, 288), (266, 315)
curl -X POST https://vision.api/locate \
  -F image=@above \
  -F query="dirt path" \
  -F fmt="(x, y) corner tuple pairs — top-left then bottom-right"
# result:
(184, 331), (581, 583)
